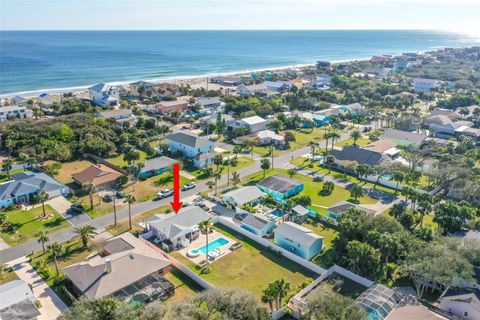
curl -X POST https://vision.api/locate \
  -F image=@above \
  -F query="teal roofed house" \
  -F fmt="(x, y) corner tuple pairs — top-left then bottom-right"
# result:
(257, 174), (304, 201)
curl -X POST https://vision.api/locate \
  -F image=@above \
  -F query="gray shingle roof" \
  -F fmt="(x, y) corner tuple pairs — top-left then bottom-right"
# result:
(141, 156), (177, 174)
(292, 205), (310, 217)
(166, 132), (211, 148)
(0, 171), (66, 201)
(275, 221), (323, 247)
(241, 214), (271, 230)
(382, 129), (427, 145)
(149, 206), (209, 239)
(257, 174), (303, 194)
(222, 186), (266, 206)
(330, 147), (386, 166)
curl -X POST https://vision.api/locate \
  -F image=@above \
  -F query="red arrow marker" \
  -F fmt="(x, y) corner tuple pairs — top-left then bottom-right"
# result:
(170, 162), (183, 214)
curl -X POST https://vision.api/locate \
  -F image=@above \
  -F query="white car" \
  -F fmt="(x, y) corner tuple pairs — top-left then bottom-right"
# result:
(182, 182), (196, 191)
(157, 189), (173, 199)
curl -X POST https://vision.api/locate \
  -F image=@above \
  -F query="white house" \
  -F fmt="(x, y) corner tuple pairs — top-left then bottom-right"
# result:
(237, 83), (268, 97)
(222, 186), (266, 209)
(165, 132), (214, 168)
(264, 81), (293, 92)
(0, 106), (33, 123)
(257, 130), (285, 145)
(89, 83), (120, 107)
(0, 280), (40, 320)
(148, 206), (209, 251)
(413, 78), (441, 92)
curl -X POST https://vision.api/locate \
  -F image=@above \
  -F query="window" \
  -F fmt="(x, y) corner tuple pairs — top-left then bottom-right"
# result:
(464, 312), (468, 317)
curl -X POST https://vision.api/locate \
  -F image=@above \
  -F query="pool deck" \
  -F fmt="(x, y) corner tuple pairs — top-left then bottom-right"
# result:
(177, 230), (235, 265)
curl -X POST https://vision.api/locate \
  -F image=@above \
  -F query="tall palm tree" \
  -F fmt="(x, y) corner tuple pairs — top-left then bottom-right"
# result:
(36, 231), (49, 254)
(231, 172), (240, 189)
(308, 141), (318, 164)
(392, 171), (404, 192)
(261, 159), (270, 178)
(261, 285), (277, 313)
(2, 159), (13, 180)
(74, 225), (96, 248)
(213, 170), (222, 195)
(112, 192), (117, 226)
(198, 219), (213, 269)
(35, 191), (49, 218)
(82, 183), (95, 211)
(206, 180), (215, 193)
(329, 132), (341, 150)
(47, 242), (64, 275)
(324, 155), (336, 173)
(224, 159), (231, 186)
(274, 278), (291, 309)
(125, 194), (136, 230)
(350, 130), (362, 147)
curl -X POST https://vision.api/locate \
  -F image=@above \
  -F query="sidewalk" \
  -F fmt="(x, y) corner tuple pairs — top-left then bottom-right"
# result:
(8, 256), (67, 320)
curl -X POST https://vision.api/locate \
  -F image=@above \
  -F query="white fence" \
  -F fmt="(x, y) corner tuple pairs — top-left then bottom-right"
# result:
(139, 237), (213, 290)
(212, 216), (327, 276)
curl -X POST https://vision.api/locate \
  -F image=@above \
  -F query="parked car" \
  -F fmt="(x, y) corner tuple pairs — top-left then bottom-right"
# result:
(102, 194), (113, 202)
(234, 213), (248, 221)
(115, 191), (125, 198)
(70, 203), (84, 213)
(182, 182), (196, 191)
(157, 189), (173, 199)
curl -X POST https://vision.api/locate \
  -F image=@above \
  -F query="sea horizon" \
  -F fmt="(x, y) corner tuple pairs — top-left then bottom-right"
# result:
(1, 30), (479, 96)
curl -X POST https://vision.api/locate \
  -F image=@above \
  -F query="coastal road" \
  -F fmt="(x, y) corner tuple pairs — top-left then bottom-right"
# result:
(0, 130), (351, 264)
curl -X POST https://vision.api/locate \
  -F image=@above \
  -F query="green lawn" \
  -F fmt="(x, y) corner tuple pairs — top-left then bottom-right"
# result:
(164, 269), (203, 303)
(240, 168), (379, 210)
(186, 156), (255, 180)
(251, 128), (340, 156)
(290, 157), (396, 194)
(170, 224), (318, 300)
(0, 205), (69, 246)
(0, 168), (25, 183)
(0, 265), (19, 285)
(335, 137), (370, 148)
(106, 150), (148, 168)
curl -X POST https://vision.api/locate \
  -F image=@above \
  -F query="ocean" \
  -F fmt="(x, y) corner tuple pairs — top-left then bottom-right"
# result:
(0, 30), (479, 95)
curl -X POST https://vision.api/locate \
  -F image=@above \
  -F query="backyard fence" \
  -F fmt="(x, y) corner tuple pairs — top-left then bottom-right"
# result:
(83, 153), (130, 176)
(212, 216), (327, 276)
(138, 237), (214, 290)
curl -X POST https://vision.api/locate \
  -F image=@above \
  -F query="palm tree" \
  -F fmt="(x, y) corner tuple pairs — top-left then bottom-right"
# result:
(2, 159), (13, 180)
(213, 154), (223, 171)
(274, 279), (291, 310)
(224, 159), (231, 186)
(392, 171), (404, 192)
(36, 231), (49, 254)
(125, 194), (136, 230)
(112, 192), (117, 226)
(324, 155), (335, 173)
(329, 132), (341, 150)
(47, 242), (63, 275)
(74, 225), (96, 248)
(261, 159), (270, 178)
(26, 156), (37, 170)
(233, 145), (242, 159)
(35, 191), (49, 218)
(350, 130), (362, 146)
(18, 153), (29, 171)
(261, 284), (277, 313)
(198, 219), (213, 269)
(308, 141), (318, 164)
(350, 184), (364, 202)
(231, 172), (240, 189)
(82, 183), (95, 211)
(213, 170), (222, 195)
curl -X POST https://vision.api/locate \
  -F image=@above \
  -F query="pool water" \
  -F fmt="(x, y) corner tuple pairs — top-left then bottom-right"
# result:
(193, 237), (229, 255)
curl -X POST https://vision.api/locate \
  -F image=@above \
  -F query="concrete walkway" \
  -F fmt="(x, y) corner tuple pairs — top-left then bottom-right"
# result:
(9, 256), (67, 320)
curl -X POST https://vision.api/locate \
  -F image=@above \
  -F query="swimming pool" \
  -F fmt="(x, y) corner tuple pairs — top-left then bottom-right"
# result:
(192, 237), (229, 255)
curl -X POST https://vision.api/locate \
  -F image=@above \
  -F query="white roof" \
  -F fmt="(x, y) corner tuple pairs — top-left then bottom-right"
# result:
(242, 115), (266, 125)
(223, 186), (266, 206)
(275, 221), (323, 247)
(0, 280), (34, 309)
(257, 130), (284, 141)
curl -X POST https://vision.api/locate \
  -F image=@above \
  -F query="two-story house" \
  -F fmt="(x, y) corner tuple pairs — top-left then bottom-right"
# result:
(274, 221), (323, 260)
(0, 106), (33, 123)
(165, 132), (214, 168)
(89, 83), (119, 107)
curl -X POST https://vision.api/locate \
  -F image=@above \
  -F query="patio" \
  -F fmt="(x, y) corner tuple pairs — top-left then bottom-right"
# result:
(176, 229), (235, 265)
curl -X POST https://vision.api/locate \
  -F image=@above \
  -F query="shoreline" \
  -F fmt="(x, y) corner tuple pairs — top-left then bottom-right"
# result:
(0, 55), (377, 99)
(1, 43), (475, 99)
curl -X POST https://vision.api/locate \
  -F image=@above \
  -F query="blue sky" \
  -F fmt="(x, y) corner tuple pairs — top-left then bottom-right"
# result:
(1, 0), (479, 34)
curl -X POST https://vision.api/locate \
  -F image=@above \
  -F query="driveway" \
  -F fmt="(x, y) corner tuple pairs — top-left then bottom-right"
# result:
(8, 256), (67, 320)
(47, 196), (91, 225)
